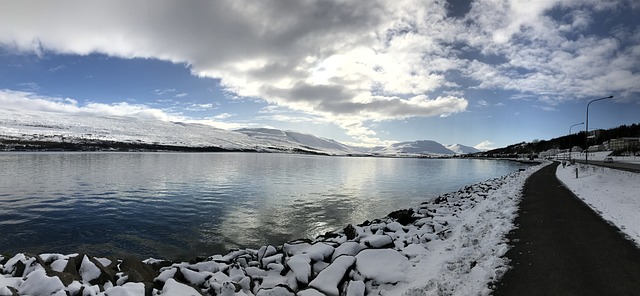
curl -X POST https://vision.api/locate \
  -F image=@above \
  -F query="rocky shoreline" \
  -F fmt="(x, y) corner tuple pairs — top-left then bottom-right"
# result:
(0, 166), (540, 296)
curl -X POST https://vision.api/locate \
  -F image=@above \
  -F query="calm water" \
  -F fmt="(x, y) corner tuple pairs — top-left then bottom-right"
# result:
(0, 152), (528, 260)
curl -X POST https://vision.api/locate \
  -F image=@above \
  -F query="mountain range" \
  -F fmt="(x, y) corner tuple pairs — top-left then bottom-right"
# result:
(0, 108), (481, 156)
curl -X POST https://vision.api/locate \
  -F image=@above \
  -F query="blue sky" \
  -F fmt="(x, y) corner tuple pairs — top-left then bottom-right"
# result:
(1, 0), (639, 149)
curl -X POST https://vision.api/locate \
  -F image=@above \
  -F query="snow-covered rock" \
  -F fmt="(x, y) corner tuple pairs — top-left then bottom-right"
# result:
(287, 254), (312, 285)
(331, 242), (365, 261)
(360, 235), (393, 248)
(79, 255), (102, 283)
(346, 280), (366, 296)
(103, 282), (146, 296)
(162, 278), (202, 296)
(309, 256), (356, 296)
(19, 269), (66, 296)
(355, 249), (410, 284)
(302, 242), (334, 262)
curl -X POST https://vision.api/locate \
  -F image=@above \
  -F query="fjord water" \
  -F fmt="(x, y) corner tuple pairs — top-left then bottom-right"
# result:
(0, 152), (528, 260)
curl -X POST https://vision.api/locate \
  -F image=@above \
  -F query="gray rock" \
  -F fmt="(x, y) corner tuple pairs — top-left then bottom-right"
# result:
(120, 258), (158, 283)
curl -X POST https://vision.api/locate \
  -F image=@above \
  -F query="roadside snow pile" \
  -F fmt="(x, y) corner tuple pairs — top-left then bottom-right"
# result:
(0, 164), (542, 296)
(557, 164), (640, 246)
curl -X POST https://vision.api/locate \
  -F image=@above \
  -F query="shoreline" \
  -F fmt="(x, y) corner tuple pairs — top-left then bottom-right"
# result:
(0, 163), (544, 296)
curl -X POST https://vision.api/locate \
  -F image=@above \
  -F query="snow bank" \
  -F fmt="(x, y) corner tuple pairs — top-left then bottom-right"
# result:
(0, 163), (543, 296)
(557, 163), (640, 246)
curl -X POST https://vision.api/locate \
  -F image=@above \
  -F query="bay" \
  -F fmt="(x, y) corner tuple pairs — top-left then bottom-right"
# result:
(0, 152), (528, 260)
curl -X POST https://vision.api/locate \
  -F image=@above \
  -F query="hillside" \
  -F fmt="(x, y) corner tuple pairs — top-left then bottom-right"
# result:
(0, 108), (484, 156)
(235, 128), (357, 155)
(446, 144), (482, 154)
(478, 123), (640, 157)
(369, 140), (456, 156)
(0, 109), (357, 155)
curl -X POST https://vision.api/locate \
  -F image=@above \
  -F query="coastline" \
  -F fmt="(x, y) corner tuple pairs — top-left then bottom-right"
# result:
(0, 163), (544, 296)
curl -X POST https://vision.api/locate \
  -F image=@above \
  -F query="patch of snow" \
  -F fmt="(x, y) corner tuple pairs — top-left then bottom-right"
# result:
(298, 288), (325, 296)
(256, 286), (295, 296)
(155, 268), (177, 283)
(302, 243), (334, 262)
(79, 255), (102, 283)
(18, 269), (66, 296)
(181, 267), (209, 286)
(309, 256), (356, 296)
(346, 280), (366, 296)
(103, 282), (145, 296)
(96, 257), (112, 267)
(287, 254), (311, 285)
(50, 258), (68, 272)
(162, 278), (202, 296)
(331, 242), (365, 261)
(360, 234), (393, 248)
(0, 276), (22, 295)
(355, 249), (409, 284)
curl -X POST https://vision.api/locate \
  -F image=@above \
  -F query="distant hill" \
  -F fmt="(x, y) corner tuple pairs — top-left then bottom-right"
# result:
(370, 140), (455, 155)
(0, 108), (359, 155)
(235, 128), (356, 155)
(0, 107), (482, 156)
(446, 144), (481, 154)
(478, 123), (639, 157)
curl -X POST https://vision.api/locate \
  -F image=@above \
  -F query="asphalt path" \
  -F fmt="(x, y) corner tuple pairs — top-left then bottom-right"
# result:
(492, 162), (640, 295)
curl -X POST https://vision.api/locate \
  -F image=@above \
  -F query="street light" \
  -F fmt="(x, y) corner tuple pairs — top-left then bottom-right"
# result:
(569, 122), (584, 162)
(585, 95), (613, 164)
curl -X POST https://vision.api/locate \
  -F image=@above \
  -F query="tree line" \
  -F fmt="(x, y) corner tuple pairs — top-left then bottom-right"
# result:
(477, 123), (640, 157)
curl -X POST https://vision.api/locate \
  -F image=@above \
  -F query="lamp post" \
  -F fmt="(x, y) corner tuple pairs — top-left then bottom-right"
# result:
(585, 95), (613, 164)
(569, 122), (584, 162)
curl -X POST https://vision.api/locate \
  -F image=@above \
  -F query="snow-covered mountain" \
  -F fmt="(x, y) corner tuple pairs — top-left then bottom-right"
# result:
(0, 108), (477, 157)
(236, 128), (356, 155)
(446, 144), (481, 154)
(370, 140), (456, 156)
(0, 108), (361, 155)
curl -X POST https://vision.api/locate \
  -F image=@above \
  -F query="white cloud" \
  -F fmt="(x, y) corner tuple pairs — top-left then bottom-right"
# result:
(153, 88), (176, 96)
(0, 89), (240, 130)
(185, 103), (217, 111)
(18, 82), (40, 91)
(0, 89), (172, 120)
(474, 140), (496, 151)
(212, 113), (233, 120)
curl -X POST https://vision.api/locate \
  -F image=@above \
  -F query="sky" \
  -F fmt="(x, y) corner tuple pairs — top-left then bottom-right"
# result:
(0, 0), (639, 149)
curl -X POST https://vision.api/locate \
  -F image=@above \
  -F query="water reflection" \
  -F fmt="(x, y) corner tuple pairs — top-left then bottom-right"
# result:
(0, 152), (528, 259)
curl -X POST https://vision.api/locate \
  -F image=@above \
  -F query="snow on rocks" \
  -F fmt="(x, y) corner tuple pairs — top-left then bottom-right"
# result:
(18, 269), (66, 296)
(162, 278), (202, 295)
(0, 163), (543, 296)
(355, 249), (409, 284)
(308, 256), (356, 296)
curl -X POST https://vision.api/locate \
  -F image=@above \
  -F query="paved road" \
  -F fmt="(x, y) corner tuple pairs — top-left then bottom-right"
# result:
(492, 162), (640, 296)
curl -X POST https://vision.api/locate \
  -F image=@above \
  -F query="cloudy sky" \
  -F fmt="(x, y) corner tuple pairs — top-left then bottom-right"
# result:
(1, 0), (639, 149)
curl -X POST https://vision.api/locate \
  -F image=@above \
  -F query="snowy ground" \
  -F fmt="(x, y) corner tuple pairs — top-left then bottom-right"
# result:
(556, 163), (640, 247)
(555, 151), (640, 164)
(0, 164), (544, 296)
